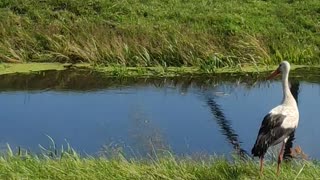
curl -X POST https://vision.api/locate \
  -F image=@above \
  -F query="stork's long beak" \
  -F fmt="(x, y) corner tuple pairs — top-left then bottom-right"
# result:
(267, 68), (280, 80)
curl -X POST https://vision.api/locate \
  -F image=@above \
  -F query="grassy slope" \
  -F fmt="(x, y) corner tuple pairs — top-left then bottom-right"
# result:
(0, 153), (319, 179)
(0, 0), (319, 70)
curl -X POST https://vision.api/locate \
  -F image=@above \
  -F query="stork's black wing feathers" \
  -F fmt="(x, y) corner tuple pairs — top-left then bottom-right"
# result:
(258, 113), (284, 134)
(251, 113), (294, 157)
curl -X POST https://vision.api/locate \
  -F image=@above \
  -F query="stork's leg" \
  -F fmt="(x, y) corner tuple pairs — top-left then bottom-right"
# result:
(277, 142), (286, 176)
(260, 156), (264, 176)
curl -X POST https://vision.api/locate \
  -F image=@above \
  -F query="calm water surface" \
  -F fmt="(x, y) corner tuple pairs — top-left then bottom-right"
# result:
(0, 69), (319, 159)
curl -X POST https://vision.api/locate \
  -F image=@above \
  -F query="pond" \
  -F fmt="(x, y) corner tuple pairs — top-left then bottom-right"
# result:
(0, 68), (319, 159)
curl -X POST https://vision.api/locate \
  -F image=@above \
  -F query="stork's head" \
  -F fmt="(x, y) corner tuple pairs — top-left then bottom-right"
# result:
(267, 61), (290, 80)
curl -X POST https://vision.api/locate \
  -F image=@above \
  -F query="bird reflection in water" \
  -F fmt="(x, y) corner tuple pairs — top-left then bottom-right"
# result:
(205, 94), (249, 158)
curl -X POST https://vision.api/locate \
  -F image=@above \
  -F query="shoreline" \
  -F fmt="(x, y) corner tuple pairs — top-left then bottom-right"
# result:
(0, 63), (317, 77)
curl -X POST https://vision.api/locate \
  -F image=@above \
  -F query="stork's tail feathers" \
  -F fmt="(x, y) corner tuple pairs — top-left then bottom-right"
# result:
(251, 140), (269, 158)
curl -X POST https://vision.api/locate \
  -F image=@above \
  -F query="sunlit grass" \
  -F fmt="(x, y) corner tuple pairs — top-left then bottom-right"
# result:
(0, 62), (319, 76)
(0, 0), (319, 69)
(0, 142), (319, 180)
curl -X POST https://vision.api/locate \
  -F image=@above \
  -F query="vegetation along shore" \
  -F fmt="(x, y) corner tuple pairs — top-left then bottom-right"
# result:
(0, 0), (319, 73)
(0, 144), (318, 179)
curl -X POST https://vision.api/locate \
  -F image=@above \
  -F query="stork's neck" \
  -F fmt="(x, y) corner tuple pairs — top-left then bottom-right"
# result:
(281, 70), (295, 105)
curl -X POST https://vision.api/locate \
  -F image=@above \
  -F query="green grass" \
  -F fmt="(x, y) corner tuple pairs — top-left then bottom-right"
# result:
(0, 62), (319, 76)
(0, 62), (91, 75)
(0, 0), (319, 70)
(0, 146), (318, 180)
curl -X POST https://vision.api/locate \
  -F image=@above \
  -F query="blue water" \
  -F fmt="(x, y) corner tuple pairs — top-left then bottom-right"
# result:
(0, 76), (319, 159)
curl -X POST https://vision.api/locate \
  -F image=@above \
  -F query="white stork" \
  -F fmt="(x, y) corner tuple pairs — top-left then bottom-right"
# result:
(251, 61), (299, 175)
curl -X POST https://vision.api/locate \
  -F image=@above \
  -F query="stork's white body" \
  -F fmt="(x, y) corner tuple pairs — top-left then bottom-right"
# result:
(269, 103), (299, 130)
(251, 61), (299, 176)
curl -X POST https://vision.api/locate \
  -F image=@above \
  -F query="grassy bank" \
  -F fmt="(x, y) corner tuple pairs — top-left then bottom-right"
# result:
(1, 62), (319, 76)
(0, 149), (317, 179)
(0, 0), (319, 70)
